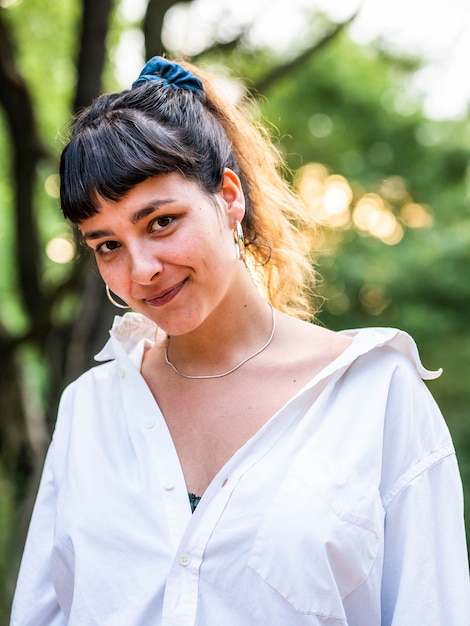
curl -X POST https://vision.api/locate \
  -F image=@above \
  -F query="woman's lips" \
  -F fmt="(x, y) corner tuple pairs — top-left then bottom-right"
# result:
(145, 279), (186, 307)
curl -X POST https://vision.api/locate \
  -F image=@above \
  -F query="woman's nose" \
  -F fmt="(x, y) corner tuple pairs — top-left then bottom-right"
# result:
(129, 244), (162, 284)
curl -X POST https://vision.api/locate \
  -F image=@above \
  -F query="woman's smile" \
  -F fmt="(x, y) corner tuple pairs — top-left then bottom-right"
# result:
(144, 279), (188, 307)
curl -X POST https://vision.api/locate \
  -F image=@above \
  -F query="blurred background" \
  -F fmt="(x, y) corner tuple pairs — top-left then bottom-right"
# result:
(1, 0), (470, 619)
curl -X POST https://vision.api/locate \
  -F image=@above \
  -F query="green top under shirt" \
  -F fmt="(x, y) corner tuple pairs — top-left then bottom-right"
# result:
(188, 492), (201, 513)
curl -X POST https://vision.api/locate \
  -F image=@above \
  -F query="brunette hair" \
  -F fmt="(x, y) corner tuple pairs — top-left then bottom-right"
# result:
(60, 59), (318, 319)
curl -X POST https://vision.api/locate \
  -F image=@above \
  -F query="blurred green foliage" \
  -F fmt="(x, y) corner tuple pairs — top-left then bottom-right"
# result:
(251, 31), (470, 537)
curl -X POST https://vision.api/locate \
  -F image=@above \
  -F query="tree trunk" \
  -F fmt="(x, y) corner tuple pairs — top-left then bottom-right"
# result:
(0, 9), (46, 498)
(144, 0), (186, 58)
(74, 0), (114, 111)
(0, 0), (114, 494)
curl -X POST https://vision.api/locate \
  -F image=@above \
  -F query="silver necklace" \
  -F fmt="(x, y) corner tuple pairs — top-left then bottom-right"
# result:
(165, 304), (275, 380)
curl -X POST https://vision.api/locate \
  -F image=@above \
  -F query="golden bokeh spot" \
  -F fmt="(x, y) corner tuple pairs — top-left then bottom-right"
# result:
(45, 174), (60, 198)
(325, 293), (350, 315)
(368, 210), (402, 244)
(296, 166), (353, 228)
(352, 194), (384, 230)
(353, 194), (403, 244)
(379, 176), (409, 202)
(46, 236), (75, 264)
(400, 203), (434, 228)
(359, 284), (392, 315)
(296, 163), (329, 205)
(323, 175), (353, 216)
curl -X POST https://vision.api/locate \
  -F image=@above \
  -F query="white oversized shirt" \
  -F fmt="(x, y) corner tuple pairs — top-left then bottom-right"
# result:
(11, 313), (470, 625)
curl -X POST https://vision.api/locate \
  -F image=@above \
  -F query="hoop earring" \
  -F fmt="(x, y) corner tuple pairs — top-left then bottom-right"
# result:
(105, 285), (131, 309)
(233, 220), (245, 261)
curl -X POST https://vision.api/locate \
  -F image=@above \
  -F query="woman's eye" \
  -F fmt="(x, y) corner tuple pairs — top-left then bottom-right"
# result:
(151, 216), (174, 231)
(96, 240), (120, 255)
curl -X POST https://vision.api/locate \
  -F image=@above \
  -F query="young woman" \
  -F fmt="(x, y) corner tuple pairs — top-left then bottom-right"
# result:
(11, 56), (470, 625)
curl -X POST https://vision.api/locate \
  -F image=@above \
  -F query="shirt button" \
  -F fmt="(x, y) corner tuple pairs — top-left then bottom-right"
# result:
(179, 553), (191, 567)
(162, 479), (174, 490)
(144, 420), (155, 429)
(117, 366), (125, 378)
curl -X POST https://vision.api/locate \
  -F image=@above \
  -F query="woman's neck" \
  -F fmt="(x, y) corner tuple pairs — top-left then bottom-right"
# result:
(164, 295), (274, 378)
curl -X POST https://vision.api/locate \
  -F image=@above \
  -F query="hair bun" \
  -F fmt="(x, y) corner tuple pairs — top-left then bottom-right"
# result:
(132, 56), (204, 95)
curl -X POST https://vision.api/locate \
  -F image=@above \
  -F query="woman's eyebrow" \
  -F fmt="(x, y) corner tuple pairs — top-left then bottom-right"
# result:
(81, 198), (176, 240)
(130, 198), (175, 224)
(82, 228), (113, 241)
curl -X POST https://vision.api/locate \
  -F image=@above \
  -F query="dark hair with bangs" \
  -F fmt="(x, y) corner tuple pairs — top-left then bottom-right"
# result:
(59, 82), (240, 223)
(58, 58), (318, 318)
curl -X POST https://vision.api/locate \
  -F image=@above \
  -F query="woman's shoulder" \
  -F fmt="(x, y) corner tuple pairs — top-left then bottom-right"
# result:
(267, 313), (354, 385)
(275, 314), (441, 383)
(274, 313), (352, 364)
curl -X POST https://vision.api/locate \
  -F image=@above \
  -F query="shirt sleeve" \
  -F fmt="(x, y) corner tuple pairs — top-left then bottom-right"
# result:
(381, 451), (470, 625)
(10, 439), (66, 626)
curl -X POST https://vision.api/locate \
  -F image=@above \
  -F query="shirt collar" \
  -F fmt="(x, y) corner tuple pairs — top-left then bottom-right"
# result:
(94, 312), (162, 363)
(94, 313), (441, 382)
(337, 326), (442, 381)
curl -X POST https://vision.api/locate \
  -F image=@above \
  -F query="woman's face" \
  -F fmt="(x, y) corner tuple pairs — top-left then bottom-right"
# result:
(79, 170), (245, 336)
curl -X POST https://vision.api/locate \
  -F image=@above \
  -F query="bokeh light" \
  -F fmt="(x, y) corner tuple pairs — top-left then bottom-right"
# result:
(296, 162), (432, 246)
(44, 174), (60, 199)
(45, 236), (75, 264)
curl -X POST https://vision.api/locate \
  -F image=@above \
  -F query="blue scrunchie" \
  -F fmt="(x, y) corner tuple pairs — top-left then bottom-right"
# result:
(132, 56), (204, 95)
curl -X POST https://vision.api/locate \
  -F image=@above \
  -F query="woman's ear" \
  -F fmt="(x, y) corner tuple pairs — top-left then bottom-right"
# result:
(221, 168), (245, 225)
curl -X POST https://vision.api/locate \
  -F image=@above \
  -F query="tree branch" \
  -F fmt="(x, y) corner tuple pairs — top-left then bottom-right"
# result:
(249, 10), (361, 96)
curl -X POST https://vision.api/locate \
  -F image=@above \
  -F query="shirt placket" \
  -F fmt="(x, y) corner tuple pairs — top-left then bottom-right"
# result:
(159, 389), (326, 626)
(160, 464), (240, 625)
(117, 355), (193, 551)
